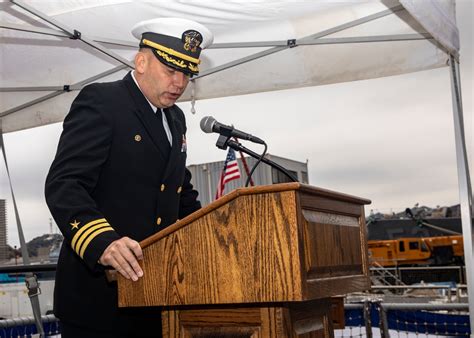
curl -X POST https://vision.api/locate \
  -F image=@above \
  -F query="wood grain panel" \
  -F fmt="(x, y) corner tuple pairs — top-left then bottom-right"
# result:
(289, 299), (329, 335)
(141, 183), (370, 249)
(330, 297), (345, 330)
(179, 308), (262, 326)
(299, 194), (362, 217)
(306, 275), (370, 299)
(302, 210), (363, 279)
(162, 307), (280, 338)
(162, 301), (336, 338)
(182, 309), (262, 338)
(297, 185), (370, 205)
(119, 190), (303, 307)
(119, 181), (372, 336)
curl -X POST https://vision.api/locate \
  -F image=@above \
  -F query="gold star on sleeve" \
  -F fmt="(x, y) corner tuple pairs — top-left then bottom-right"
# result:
(70, 220), (80, 230)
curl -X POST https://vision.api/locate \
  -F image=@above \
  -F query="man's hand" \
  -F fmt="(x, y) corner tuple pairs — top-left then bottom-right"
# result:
(99, 237), (143, 281)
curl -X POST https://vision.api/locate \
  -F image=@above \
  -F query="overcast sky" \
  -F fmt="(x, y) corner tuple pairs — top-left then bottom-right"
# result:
(1, 1), (472, 247)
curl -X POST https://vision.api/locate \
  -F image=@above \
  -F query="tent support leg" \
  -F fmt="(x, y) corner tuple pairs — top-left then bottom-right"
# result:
(0, 123), (45, 337)
(449, 54), (473, 331)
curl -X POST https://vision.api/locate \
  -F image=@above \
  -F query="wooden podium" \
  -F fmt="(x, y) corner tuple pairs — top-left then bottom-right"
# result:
(118, 183), (371, 337)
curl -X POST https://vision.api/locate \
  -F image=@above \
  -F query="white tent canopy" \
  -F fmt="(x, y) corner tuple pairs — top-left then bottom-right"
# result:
(0, 0), (459, 133)
(0, 0), (472, 330)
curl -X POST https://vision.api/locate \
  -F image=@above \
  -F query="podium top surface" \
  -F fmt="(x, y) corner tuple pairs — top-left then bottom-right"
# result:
(141, 183), (370, 249)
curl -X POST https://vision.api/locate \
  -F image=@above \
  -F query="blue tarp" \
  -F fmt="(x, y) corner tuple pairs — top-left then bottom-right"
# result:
(346, 305), (471, 336)
(0, 274), (24, 283)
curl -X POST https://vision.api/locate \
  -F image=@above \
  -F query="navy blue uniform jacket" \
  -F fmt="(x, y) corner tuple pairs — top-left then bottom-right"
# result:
(45, 72), (201, 333)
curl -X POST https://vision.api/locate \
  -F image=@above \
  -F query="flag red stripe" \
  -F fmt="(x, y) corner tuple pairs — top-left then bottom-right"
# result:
(223, 175), (240, 184)
(225, 168), (239, 175)
(215, 149), (242, 199)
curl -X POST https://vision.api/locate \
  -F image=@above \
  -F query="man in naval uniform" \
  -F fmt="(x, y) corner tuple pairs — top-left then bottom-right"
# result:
(45, 18), (213, 337)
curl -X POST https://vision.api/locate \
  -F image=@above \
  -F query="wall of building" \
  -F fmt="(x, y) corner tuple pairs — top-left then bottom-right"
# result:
(187, 154), (309, 206)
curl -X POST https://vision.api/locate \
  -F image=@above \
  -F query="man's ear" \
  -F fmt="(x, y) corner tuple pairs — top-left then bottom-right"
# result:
(134, 52), (147, 74)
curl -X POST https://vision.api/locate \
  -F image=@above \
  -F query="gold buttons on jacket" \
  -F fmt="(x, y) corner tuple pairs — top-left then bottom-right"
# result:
(177, 186), (182, 194)
(134, 134), (142, 142)
(156, 217), (162, 225)
(160, 184), (166, 192)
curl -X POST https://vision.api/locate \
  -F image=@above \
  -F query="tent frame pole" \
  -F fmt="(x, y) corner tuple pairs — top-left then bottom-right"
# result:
(195, 4), (405, 79)
(10, 0), (134, 68)
(0, 22), (140, 48)
(2, 19), (431, 50)
(0, 65), (128, 119)
(0, 22), (69, 37)
(449, 54), (473, 330)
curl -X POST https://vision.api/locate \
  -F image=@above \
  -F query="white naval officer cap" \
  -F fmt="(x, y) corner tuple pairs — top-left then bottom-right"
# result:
(132, 18), (213, 77)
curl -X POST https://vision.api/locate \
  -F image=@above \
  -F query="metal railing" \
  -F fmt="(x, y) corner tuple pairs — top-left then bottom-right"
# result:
(371, 284), (468, 303)
(370, 261), (406, 288)
(370, 265), (466, 285)
(0, 264), (57, 274)
(0, 315), (59, 337)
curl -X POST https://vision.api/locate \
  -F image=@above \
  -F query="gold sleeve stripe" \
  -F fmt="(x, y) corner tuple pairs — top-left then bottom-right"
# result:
(74, 223), (111, 256)
(71, 218), (107, 249)
(142, 39), (201, 64)
(79, 227), (114, 259)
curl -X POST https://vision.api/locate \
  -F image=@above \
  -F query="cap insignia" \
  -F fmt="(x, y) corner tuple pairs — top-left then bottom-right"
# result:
(182, 30), (202, 52)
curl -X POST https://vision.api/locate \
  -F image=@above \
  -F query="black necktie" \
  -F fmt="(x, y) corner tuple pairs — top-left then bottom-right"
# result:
(155, 107), (163, 120)
(155, 108), (171, 153)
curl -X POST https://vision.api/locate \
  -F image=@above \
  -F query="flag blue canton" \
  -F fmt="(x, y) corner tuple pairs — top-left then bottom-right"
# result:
(226, 148), (237, 161)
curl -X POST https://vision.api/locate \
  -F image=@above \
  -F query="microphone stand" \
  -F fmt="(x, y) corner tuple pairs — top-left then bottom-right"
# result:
(216, 135), (299, 183)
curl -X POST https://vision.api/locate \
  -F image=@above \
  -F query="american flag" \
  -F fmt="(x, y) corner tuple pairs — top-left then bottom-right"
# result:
(215, 148), (241, 199)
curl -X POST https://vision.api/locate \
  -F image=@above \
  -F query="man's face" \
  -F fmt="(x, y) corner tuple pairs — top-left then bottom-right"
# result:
(135, 50), (190, 108)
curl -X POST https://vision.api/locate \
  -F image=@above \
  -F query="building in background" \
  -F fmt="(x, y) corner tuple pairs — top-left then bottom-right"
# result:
(367, 218), (464, 241)
(0, 200), (7, 262)
(188, 154), (309, 206)
(367, 204), (472, 240)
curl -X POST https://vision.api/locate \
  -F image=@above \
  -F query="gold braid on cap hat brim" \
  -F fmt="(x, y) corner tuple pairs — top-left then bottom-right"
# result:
(154, 50), (199, 73)
(156, 50), (187, 69)
(142, 39), (201, 64)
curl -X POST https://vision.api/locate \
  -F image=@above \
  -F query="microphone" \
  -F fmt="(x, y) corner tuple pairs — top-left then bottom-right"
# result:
(200, 116), (265, 144)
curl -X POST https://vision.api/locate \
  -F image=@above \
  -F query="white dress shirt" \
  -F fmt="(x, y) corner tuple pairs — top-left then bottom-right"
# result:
(131, 71), (173, 146)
